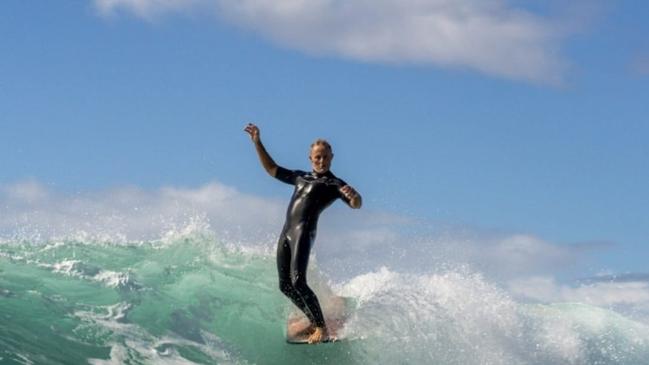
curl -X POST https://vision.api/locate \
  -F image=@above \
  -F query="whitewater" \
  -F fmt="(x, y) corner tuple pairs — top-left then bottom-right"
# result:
(1, 222), (648, 365)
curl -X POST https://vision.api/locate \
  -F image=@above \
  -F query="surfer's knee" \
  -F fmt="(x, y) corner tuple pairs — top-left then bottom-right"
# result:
(291, 275), (309, 295)
(279, 279), (294, 297)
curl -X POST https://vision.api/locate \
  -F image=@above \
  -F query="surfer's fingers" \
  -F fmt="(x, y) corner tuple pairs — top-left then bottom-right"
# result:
(244, 125), (259, 140)
(341, 186), (357, 198)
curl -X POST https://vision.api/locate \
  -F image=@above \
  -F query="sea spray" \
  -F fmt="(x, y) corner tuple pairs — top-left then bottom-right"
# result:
(1, 232), (649, 364)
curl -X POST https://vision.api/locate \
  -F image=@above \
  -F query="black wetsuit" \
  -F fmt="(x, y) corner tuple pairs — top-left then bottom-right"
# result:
(274, 166), (352, 328)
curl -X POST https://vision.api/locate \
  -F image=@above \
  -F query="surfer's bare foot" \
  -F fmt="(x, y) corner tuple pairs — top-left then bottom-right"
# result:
(294, 323), (316, 337)
(307, 326), (328, 344)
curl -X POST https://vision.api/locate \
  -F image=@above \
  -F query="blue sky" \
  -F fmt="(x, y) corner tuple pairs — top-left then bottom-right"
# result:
(1, 0), (648, 279)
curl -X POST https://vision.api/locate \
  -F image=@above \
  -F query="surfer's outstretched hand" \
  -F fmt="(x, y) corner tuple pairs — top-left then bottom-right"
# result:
(244, 123), (260, 143)
(340, 185), (358, 201)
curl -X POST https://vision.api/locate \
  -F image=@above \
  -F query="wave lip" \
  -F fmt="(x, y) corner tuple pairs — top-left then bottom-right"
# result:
(41, 259), (142, 290)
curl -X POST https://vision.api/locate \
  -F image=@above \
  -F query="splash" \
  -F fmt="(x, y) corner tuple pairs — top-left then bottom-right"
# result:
(1, 230), (648, 364)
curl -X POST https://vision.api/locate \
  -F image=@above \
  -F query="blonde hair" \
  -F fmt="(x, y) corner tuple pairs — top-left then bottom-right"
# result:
(310, 139), (333, 154)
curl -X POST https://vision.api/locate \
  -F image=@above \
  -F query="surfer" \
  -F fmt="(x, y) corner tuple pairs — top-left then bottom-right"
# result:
(244, 123), (362, 344)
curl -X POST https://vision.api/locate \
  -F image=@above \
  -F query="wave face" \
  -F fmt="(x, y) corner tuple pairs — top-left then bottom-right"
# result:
(1, 232), (648, 365)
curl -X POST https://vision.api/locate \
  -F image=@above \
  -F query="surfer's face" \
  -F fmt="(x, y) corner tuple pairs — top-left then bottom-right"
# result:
(309, 145), (333, 174)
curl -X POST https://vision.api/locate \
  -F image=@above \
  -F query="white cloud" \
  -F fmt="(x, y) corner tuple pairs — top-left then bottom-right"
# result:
(509, 276), (649, 307)
(1, 180), (50, 203)
(95, 0), (206, 20)
(0, 180), (285, 243)
(93, 0), (568, 83)
(468, 234), (583, 277)
(302, 213), (592, 281)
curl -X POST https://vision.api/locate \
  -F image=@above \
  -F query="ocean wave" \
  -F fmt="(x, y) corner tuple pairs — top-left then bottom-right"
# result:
(1, 234), (649, 364)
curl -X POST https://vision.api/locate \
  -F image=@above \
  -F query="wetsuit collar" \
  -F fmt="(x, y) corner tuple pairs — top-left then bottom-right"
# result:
(312, 170), (334, 178)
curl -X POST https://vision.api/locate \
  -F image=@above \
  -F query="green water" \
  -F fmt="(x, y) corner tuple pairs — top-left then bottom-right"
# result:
(1, 235), (649, 365)
(0, 238), (358, 364)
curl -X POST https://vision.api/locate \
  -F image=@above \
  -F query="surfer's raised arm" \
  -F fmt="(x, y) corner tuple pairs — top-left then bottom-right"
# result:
(244, 123), (278, 177)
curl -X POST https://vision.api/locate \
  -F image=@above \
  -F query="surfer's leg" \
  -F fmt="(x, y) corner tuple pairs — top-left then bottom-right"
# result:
(277, 235), (317, 324)
(290, 232), (326, 329)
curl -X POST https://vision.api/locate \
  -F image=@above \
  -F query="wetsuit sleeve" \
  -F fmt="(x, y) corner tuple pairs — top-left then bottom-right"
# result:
(274, 166), (301, 185)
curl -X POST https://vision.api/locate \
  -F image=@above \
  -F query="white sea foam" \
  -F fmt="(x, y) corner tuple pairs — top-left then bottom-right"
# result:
(41, 259), (140, 290)
(335, 266), (649, 365)
(77, 303), (242, 365)
(14, 353), (35, 365)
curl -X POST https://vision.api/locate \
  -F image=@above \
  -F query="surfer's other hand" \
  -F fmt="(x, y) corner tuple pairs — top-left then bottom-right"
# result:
(340, 185), (357, 200)
(244, 123), (260, 143)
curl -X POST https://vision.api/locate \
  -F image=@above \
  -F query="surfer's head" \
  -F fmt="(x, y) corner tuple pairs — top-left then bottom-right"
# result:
(309, 139), (333, 174)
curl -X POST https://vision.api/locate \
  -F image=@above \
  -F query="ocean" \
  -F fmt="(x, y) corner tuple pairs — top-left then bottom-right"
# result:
(1, 228), (648, 364)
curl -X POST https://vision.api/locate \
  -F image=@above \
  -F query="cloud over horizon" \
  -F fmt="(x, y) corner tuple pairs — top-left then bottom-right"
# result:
(0, 180), (286, 243)
(509, 276), (649, 316)
(94, 0), (568, 84)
